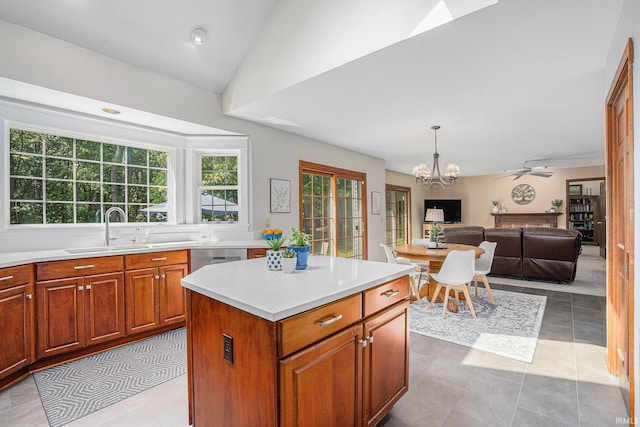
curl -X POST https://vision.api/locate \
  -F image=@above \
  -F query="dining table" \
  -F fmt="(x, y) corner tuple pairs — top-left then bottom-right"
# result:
(392, 243), (484, 311)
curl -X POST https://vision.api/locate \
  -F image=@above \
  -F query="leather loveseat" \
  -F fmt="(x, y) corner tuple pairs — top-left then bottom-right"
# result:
(443, 226), (581, 282)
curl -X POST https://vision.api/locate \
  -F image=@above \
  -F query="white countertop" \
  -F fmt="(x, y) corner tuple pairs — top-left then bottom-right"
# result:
(181, 256), (414, 322)
(0, 239), (269, 269)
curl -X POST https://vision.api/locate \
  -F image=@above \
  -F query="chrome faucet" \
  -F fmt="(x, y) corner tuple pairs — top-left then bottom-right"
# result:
(105, 207), (126, 247)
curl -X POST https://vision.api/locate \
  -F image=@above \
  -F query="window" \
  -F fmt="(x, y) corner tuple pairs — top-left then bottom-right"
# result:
(199, 154), (239, 222)
(300, 161), (367, 259)
(9, 127), (169, 225)
(385, 185), (411, 247)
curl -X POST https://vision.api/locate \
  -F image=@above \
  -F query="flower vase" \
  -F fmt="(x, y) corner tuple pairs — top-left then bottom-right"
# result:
(491, 205), (499, 214)
(266, 249), (283, 271)
(281, 257), (297, 274)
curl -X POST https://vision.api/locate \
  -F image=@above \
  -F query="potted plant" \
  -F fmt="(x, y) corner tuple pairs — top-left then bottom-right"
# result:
(288, 227), (311, 270)
(428, 223), (443, 248)
(550, 199), (563, 213)
(265, 235), (286, 270)
(281, 249), (297, 274)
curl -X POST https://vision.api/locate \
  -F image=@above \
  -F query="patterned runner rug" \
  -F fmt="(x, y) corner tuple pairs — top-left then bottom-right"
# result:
(410, 289), (546, 363)
(34, 327), (186, 427)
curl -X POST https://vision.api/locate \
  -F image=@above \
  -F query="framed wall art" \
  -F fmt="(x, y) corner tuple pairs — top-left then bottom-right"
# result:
(568, 184), (582, 196)
(270, 179), (291, 213)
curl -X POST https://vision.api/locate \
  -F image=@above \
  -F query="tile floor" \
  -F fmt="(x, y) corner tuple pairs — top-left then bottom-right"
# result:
(0, 286), (629, 427)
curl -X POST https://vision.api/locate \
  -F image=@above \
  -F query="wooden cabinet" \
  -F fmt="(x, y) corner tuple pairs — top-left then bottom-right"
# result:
(248, 248), (267, 258)
(36, 257), (125, 359)
(0, 265), (34, 379)
(362, 302), (410, 426)
(187, 275), (410, 427)
(568, 195), (598, 245)
(125, 251), (188, 334)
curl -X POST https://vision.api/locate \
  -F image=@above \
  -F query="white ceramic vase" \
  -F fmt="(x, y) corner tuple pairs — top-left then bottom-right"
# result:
(266, 250), (283, 270)
(281, 257), (297, 274)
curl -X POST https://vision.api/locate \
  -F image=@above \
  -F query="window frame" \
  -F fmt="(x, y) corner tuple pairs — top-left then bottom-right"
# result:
(185, 138), (250, 231)
(5, 121), (176, 228)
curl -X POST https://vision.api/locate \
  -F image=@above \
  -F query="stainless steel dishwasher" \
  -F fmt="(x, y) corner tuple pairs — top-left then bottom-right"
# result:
(190, 248), (248, 272)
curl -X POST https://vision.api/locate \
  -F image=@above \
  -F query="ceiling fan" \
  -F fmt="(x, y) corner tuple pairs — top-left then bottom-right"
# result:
(499, 161), (554, 180)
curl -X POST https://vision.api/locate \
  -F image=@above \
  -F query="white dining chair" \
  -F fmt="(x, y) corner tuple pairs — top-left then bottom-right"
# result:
(471, 241), (497, 304)
(380, 243), (426, 307)
(428, 250), (477, 318)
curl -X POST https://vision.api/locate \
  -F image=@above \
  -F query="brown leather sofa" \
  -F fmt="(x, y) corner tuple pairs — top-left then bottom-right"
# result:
(443, 225), (581, 282)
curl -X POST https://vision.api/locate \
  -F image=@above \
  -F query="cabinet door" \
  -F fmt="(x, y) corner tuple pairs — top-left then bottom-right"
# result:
(159, 264), (188, 325)
(84, 272), (126, 346)
(36, 277), (84, 358)
(0, 284), (33, 377)
(362, 300), (410, 427)
(279, 324), (363, 427)
(125, 268), (160, 334)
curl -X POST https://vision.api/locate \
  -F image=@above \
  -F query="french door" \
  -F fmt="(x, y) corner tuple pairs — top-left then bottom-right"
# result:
(385, 185), (411, 247)
(300, 161), (367, 259)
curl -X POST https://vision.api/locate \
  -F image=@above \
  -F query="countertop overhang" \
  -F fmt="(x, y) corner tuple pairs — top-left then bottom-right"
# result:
(181, 256), (414, 322)
(0, 239), (269, 269)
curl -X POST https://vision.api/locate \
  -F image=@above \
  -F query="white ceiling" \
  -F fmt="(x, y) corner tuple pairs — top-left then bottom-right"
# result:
(0, 0), (624, 177)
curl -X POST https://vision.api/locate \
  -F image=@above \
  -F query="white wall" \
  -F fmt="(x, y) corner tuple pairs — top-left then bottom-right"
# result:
(0, 21), (387, 259)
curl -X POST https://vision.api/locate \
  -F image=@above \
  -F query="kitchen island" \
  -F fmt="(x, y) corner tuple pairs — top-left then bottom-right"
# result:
(181, 256), (414, 427)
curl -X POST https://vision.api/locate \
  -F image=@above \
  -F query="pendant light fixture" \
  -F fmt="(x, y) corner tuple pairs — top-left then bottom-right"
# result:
(411, 125), (460, 190)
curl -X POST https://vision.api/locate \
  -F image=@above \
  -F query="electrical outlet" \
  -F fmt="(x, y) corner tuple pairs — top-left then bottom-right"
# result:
(223, 334), (234, 364)
(265, 217), (271, 227)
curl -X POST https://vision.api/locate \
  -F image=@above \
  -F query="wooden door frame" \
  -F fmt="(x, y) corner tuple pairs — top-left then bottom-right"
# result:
(385, 184), (412, 245)
(605, 38), (634, 416)
(299, 161), (368, 259)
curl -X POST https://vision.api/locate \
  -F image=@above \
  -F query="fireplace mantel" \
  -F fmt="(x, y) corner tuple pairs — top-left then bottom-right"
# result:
(491, 212), (561, 228)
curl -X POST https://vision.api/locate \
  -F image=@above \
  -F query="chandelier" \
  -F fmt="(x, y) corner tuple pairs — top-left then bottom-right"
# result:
(411, 125), (460, 190)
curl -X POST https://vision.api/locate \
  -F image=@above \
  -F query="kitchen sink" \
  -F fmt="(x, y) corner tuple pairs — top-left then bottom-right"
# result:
(65, 244), (148, 254)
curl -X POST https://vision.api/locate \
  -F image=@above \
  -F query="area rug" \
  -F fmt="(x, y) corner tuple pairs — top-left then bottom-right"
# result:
(34, 327), (186, 427)
(410, 289), (546, 363)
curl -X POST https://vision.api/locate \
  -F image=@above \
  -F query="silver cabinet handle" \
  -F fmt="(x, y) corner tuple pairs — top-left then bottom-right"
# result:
(78, 285), (84, 291)
(382, 289), (400, 298)
(26, 294), (33, 299)
(358, 339), (368, 348)
(0, 275), (14, 282)
(74, 265), (95, 270)
(151, 257), (168, 262)
(366, 336), (374, 344)
(154, 275), (160, 280)
(85, 285), (91, 290)
(160, 274), (166, 279)
(317, 314), (343, 327)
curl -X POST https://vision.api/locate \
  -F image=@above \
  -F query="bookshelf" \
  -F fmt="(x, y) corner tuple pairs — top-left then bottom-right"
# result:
(568, 195), (598, 245)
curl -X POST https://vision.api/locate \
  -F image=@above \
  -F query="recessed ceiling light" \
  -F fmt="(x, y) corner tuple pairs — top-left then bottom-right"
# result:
(190, 27), (207, 45)
(102, 108), (120, 114)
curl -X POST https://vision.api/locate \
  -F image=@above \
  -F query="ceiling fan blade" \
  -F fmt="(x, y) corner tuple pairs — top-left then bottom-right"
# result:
(512, 171), (525, 180)
(529, 172), (554, 178)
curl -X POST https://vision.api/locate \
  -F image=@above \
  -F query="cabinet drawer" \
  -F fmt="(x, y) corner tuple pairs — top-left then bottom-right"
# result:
(278, 293), (362, 357)
(363, 277), (410, 317)
(0, 264), (32, 290)
(248, 248), (267, 259)
(37, 256), (124, 281)
(125, 250), (188, 269)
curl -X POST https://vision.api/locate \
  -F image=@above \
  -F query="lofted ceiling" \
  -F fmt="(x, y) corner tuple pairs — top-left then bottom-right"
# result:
(0, 0), (623, 177)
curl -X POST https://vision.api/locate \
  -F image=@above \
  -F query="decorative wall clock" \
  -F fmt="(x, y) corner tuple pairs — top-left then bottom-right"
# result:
(511, 183), (535, 205)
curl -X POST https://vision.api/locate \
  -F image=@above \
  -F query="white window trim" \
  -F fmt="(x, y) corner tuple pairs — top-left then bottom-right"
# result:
(185, 136), (250, 231)
(0, 99), (251, 237)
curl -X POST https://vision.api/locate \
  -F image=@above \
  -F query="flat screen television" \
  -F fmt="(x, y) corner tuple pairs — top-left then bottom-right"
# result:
(424, 199), (462, 223)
